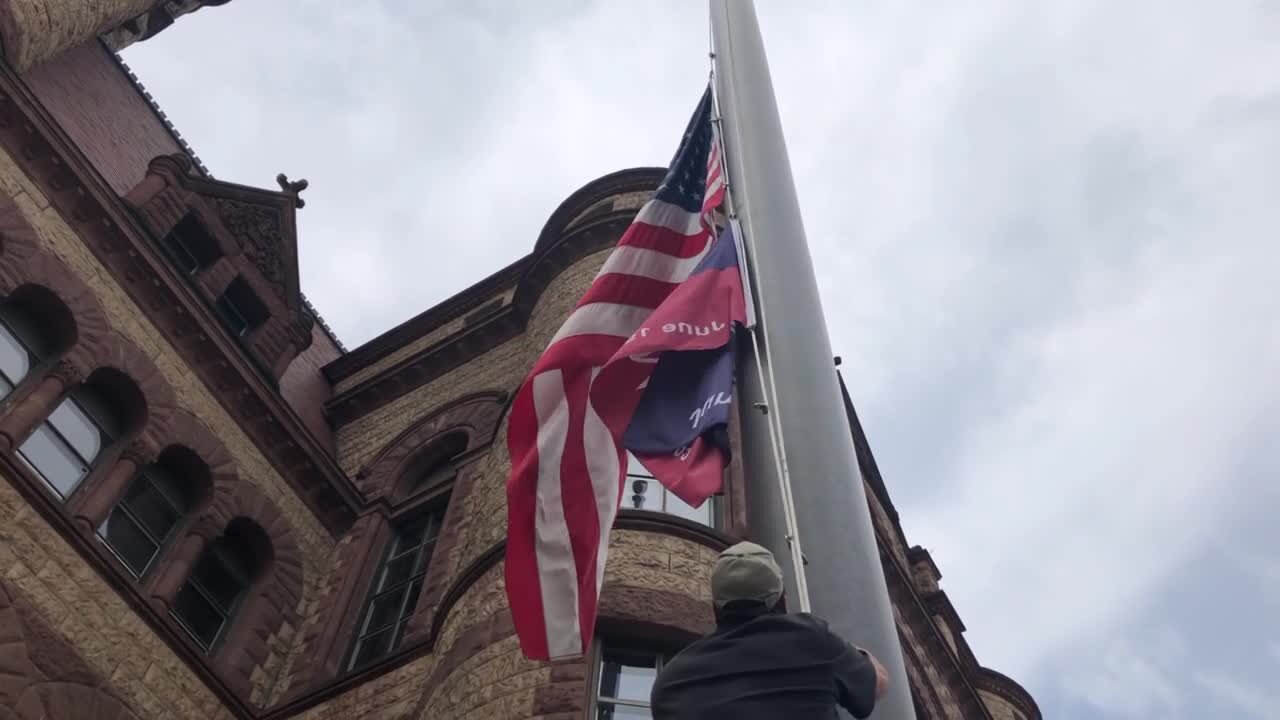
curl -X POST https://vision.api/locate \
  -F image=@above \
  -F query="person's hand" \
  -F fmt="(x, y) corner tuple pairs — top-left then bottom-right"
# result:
(855, 646), (890, 700)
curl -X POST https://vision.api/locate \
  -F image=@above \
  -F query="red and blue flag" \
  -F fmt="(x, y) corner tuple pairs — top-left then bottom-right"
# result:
(613, 225), (748, 507)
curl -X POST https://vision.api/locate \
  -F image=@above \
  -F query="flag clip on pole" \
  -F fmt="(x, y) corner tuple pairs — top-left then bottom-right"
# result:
(710, 1), (918, 717)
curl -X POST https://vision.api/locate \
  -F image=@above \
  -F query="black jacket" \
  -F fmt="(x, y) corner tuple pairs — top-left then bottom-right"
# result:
(650, 608), (878, 719)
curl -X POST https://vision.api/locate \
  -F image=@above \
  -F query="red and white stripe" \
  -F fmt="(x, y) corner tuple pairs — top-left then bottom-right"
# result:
(505, 127), (725, 661)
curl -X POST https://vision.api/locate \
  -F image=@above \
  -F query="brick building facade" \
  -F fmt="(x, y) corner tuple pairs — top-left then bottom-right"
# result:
(0, 3), (1040, 719)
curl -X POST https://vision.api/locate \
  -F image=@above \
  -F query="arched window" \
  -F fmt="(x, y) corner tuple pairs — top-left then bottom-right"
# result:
(404, 432), (467, 499)
(0, 287), (74, 399)
(172, 518), (269, 651)
(18, 369), (142, 501)
(0, 304), (35, 399)
(625, 452), (721, 528)
(347, 505), (447, 670)
(99, 446), (210, 577)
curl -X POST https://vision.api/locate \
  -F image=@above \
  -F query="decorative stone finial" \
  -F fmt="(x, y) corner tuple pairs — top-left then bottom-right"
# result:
(276, 173), (309, 209)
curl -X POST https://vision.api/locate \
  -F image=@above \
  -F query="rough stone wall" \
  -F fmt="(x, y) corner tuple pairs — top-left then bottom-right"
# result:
(0, 477), (233, 720)
(980, 690), (1025, 720)
(335, 287), (518, 394)
(0, 0), (155, 71)
(895, 605), (965, 720)
(279, 322), (342, 451)
(604, 530), (716, 604)
(416, 636), (544, 720)
(0, 145), (333, 711)
(295, 564), (512, 720)
(22, 40), (186, 196)
(335, 248), (611, 479)
(292, 530), (720, 720)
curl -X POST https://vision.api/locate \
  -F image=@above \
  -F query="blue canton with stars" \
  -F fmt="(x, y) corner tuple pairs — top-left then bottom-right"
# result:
(655, 86), (715, 214)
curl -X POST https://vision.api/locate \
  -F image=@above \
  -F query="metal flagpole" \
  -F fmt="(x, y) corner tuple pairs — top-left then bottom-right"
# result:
(709, 2), (917, 718)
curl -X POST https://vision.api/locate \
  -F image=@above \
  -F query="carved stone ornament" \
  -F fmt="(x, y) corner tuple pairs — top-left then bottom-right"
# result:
(276, 173), (309, 209)
(211, 198), (286, 297)
(47, 358), (85, 386)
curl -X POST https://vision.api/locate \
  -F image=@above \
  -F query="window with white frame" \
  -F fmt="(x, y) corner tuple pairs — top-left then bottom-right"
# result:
(591, 643), (672, 720)
(99, 457), (199, 577)
(172, 519), (262, 651)
(18, 383), (118, 500)
(624, 452), (720, 528)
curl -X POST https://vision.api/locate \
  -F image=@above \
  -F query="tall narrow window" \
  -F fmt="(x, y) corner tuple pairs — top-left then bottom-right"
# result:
(99, 448), (204, 576)
(591, 644), (672, 719)
(348, 507), (445, 669)
(215, 277), (269, 338)
(625, 452), (720, 528)
(18, 382), (121, 500)
(172, 519), (265, 651)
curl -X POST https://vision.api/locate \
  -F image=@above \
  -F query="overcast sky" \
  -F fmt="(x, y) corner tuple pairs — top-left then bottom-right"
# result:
(123, 1), (1280, 717)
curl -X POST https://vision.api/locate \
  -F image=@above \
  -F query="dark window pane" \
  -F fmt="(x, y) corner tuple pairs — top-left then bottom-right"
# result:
(412, 464), (456, 496)
(192, 551), (246, 612)
(163, 215), (220, 273)
(100, 508), (159, 576)
(363, 586), (407, 633)
(393, 518), (428, 552)
(423, 514), (442, 543)
(19, 423), (89, 498)
(378, 550), (421, 590)
(146, 464), (191, 512)
(173, 582), (224, 649)
(123, 476), (182, 541)
(216, 278), (268, 337)
(600, 652), (658, 702)
(393, 618), (413, 651)
(163, 233), (201, 275)
(597, 703), (652, 720)
(403, 577), (424, 618)
(350, 626), (395, 669)
(215, 294), (250, 337)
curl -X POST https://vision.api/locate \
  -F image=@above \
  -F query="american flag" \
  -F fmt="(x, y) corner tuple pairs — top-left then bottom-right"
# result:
(505, 87), (726, 661)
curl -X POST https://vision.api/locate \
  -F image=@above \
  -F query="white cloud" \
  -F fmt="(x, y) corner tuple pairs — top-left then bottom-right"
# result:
(1194, 671), (1280, 720)
(1062, 628), (1186, 718)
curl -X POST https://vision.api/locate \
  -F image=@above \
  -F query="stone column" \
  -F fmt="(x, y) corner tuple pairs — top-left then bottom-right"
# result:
(0, 360), (79, 451)
(69, 441), (155, 534)
(147, 517), (217, 610)
(0, 0), (158, 71)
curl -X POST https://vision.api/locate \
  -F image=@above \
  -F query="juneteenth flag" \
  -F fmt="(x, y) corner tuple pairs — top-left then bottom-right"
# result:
(615, 225), (747, 507)
(504, 87), (733, 661)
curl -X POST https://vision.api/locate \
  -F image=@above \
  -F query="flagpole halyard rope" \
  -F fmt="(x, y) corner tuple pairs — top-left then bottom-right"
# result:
(708, 53), (812, 613)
